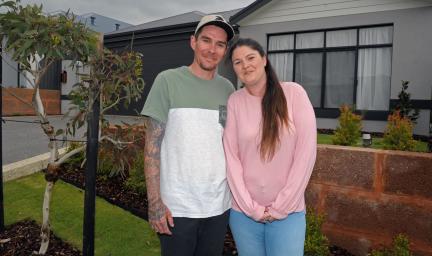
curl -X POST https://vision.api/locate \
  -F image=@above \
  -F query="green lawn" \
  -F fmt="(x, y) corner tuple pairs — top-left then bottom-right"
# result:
(4, 173), (160, 256)
(317, 133), (428, 152)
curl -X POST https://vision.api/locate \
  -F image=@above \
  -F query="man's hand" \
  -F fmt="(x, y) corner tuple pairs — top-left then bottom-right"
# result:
(149, 200), (174, 235)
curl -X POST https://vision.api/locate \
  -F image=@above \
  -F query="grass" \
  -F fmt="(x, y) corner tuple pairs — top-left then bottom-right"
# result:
(4, 173), (160, 256)
(317, 133), (428, 152)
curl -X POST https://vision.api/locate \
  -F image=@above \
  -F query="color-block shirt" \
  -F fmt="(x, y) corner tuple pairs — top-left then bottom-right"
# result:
(141, 66), (234, 218)
(223, 82), (317, 221)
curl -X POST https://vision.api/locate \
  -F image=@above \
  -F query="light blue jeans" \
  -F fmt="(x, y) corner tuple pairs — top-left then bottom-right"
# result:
(229, 209), (306, 256)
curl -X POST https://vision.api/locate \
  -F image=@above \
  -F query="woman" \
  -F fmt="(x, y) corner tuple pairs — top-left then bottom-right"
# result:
(223, 38), (317, 256)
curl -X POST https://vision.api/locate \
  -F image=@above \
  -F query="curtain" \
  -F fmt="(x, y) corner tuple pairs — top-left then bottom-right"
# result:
(356, 48), (392, 110)
(295, 53), (323, 107)
(356, 26), (393, 110)
(268, 34), (294, 50)
(268, 53), (293, 82)
(296, 32), (324, 49)
(359, 26), (393, 45)
(326, 29), (357, 47)
(325, 51), (355, 108)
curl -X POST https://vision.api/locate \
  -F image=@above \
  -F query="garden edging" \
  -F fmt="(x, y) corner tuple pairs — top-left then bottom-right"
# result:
(2, 147), (67, 182)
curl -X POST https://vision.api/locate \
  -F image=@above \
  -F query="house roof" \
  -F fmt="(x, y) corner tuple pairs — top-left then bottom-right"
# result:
(106, 8), (242, 36)
(229, 0), (272, 24)
(77, 12), (132, 33)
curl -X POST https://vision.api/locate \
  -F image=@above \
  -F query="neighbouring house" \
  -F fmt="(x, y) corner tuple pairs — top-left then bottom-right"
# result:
(1, 11), (132, 116)
(104, 9), (241, 115)
(230, 0), (432, 136)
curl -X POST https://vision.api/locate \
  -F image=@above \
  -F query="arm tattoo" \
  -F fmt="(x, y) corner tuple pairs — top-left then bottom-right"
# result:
(144, 117), (167, 221)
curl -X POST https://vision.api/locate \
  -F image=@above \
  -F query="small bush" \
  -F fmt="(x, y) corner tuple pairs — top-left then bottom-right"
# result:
(305, 208), (330, 256)
(124, 151), (146, 196)
(393, 80), (419, 123)
(369, 234), (412, 256)
(64, 142), (85, 167)
(98, 124), (145, 178)
(332, 105), (362, 146)
(382, 111), (416, 151)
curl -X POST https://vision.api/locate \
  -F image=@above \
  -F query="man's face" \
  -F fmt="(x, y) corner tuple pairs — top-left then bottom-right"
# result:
(191, 25), (228, 72)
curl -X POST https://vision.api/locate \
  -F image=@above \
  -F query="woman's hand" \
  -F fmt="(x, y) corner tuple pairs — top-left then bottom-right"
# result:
(258, 206), (277, 223)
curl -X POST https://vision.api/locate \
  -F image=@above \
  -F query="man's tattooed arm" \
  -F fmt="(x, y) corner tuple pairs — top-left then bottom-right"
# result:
(144, 117), (173, 233)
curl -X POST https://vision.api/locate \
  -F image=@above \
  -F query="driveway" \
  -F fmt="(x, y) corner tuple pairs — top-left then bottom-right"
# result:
(2, 115), (144, 165)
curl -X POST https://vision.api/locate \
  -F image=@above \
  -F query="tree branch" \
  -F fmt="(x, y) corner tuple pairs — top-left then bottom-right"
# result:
(54, 145), (86, 166)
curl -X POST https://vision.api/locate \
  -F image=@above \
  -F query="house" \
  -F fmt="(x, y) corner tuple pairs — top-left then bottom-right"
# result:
(230, 0), (432, 136)
(1, 11), (132, 116)
(104, 9), (241, 115)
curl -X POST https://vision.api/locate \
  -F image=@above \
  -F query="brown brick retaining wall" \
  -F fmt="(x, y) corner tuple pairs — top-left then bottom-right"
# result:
(306, 145), (432, 256)
(2, 88), (60, 116)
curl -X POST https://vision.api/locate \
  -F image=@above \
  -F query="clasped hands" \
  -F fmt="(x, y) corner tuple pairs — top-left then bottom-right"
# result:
(259, 206), (276, 223)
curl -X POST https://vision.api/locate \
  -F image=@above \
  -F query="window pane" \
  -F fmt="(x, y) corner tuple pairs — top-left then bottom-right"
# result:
(296, 32), (324, 49)
(268, 53), (293, 82)
(359, 26), (393, 45)
(295, 53), (323, 107)
(325, 51), (355, 108)
(356, 48), (392, 110)
(326, 29), (357, 47)
(269, 35), (294, 50)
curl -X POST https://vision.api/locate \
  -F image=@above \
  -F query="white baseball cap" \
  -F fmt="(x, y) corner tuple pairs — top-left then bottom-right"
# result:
(195, 14), (235, 42)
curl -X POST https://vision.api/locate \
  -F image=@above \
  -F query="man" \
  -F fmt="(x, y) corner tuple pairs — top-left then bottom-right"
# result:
(141, 15), (235, 256)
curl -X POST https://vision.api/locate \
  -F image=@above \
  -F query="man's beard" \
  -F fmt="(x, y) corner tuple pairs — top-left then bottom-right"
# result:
(198, 61), (217, 72)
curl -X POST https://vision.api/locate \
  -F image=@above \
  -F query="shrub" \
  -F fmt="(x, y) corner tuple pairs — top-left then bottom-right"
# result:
(393, 80), (419, 123)
(305, 208), (330, 256)
(98, 124), (145, 178)
(369, 234), (412, 256)
(64, 142), (85, 167)
(382, 111), (416, 151)
(332, 104), (362, 146)
(124, 151), (146, 196)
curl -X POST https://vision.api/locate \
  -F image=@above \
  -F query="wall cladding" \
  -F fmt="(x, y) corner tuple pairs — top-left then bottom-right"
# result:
(306, 145), (432, 256)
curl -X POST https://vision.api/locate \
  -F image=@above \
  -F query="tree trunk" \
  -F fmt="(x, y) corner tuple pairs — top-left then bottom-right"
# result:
(38, 180), (54, 254)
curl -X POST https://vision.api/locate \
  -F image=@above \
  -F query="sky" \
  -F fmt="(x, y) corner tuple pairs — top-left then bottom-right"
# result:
(19, 0), (256, 25)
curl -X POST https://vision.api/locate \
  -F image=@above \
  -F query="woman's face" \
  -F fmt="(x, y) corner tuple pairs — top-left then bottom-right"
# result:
(231, 45), (267, 88)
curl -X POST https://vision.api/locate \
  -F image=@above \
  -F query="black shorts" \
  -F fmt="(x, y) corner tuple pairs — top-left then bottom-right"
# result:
(158, 210), (229, 256)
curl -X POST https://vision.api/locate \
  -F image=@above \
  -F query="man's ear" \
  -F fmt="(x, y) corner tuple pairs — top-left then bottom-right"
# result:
(190, 35), (197, 51)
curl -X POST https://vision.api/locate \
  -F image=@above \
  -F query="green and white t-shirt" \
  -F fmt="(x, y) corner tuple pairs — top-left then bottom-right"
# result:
(141, 66), (234, 218)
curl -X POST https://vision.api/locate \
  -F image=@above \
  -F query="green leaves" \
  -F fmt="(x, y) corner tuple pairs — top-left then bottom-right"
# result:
(0, 0), (97, 74)
(332, 104), (362, 146)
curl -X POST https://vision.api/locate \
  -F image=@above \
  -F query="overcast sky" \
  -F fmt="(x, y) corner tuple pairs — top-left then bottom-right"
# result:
(19, 0), (255, 25)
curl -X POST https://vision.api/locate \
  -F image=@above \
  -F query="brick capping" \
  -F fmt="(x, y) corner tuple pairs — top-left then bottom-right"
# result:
(307, 145), (432, 255)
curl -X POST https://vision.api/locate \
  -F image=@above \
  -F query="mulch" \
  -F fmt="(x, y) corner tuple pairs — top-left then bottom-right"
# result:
(0, 163), (356, 255)
(57, 164), (356, 256)
(0, 219), (81, 256)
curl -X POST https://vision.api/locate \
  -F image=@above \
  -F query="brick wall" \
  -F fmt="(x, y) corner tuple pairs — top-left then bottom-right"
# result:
(306, 145), (432, 256)
(2, 88), (60, 116)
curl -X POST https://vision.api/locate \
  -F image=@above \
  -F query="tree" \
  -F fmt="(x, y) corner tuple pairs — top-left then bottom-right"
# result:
(0, 1), (144, 254)
(393, 80), (419, 123)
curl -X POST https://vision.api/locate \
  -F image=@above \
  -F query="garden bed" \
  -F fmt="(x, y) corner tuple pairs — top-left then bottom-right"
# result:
(0, 219), (81, 256)
(56, 163), (356, 256)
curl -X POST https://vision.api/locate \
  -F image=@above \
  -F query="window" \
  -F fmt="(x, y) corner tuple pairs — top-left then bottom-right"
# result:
(267, 25), (393, 112)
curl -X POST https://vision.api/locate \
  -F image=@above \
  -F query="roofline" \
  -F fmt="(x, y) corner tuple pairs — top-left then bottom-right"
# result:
(105, 19), (240, 42)
(104, 21), (199, 41)
(230, 0), (272, 24)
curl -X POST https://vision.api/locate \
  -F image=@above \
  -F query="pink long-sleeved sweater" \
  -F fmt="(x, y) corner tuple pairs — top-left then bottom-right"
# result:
(223, 82), (317, 221)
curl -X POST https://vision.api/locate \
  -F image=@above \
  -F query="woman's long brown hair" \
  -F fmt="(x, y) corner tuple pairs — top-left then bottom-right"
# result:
(229, 38), (288, 161)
